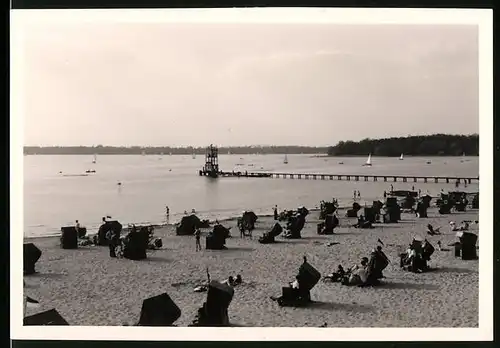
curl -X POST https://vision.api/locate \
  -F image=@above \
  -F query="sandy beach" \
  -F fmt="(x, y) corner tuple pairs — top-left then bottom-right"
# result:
(23, 207), (479, 327)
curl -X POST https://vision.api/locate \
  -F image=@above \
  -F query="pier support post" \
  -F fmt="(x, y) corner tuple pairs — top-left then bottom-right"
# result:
(355, 176), (359, 181)
(347, 176), (351, 181)
(298, 174), (301, 179)
(364, 176), (368, 181)
(337, 176), (342, 180)
(330, 175), (333, 180)
(413, 177), (417, 183)
(393, 177), (397, 182)
(313, 175), (317, 180)
(384, 177), (387, 182)
(403, 177), (407, 183)
(468, 178), (472, 184)
(424, 178), (427, 183)
(434, 178), (438, 183)
(374, 176), (377, 182)
(446, 178), (449, 183)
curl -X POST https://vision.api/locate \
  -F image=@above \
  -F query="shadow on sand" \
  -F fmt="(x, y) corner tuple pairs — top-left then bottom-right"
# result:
(25, 272), (67, 280)
(219, 247), (255, 252)
(429, 267), (476, 274)
(307, 301), (375, 313)
(146, 256), (173, 263)
(378, 282), (439, 290)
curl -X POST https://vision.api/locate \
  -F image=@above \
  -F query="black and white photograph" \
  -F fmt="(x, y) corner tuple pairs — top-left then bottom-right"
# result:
(10, 7), (493, 341)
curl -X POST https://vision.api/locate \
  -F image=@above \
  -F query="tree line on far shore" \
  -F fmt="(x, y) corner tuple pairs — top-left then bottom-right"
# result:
(23, 134), (479, 156)
(23, 145), (329, 155)
(327, 134), (479, 157)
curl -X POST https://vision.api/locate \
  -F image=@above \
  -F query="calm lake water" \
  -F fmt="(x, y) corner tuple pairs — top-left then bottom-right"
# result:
(23, 154), (479, 237)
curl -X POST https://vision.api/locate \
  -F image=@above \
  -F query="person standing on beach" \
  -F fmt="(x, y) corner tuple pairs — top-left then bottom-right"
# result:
(75, 220), (80, 235)
(106, 228), (117, 258)
(273, 205), (278, 220)
(165, 206), (170, 217)
(195, 228), (201, 251)
(353, 190), (357, 200)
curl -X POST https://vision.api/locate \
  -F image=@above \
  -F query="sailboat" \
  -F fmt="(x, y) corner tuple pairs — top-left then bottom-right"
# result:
(159, 152), (164, 160)
(283, 154), (288, 164)
(141, 150), (146, 156)
(460, 152), (466, 163)
(363, 153), (372, 166)
(399, 153), (404, 160)
(192, 152), (196, 159)
(92, 154), (97, 164)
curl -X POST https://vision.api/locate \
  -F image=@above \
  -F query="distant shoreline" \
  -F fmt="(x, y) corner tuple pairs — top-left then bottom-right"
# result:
(23, 153), (478, 157)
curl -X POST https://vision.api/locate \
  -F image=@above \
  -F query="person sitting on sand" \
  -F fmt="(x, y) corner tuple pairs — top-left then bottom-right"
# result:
(354, 215), (365, 228)
(348, 259), (368, 286)
(427, 224), (441, 235)
(362, 250), (381, 286)
(324, 265), (345, 282)
(234, 274), (242, 285)
(224, 276), (235, 287)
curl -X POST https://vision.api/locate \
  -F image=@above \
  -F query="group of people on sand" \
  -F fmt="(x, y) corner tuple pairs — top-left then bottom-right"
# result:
(324, 245), (389, 287)
(400, 238), (434, 273)
(224, 274), (243, 287)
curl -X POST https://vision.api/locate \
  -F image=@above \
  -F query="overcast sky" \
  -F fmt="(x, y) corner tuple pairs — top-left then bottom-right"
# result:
(17, 21), (478, 147)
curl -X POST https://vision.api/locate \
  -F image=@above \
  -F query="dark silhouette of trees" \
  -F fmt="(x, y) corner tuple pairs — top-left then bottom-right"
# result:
(327, 134), (479, 156)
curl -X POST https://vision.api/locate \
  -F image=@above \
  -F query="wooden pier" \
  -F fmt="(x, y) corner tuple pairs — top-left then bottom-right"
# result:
(198, 145), (478, 184)
(202, 171), (478, 184)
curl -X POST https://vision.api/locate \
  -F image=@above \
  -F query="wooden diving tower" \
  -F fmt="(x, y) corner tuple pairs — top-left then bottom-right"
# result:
(199, 144), (220, 178)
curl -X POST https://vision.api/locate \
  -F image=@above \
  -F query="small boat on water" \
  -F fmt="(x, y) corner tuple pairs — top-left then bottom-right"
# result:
(92, 154), (97, 164)
(85, 169), (96, 173)
(399, 153), (404, 160)
(284, 154), (288, 164)
(426, 160), (432, 164)
(362, 153), (372, 166)
(338, 161), (344, 165)
(460, 152), (467, 163)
